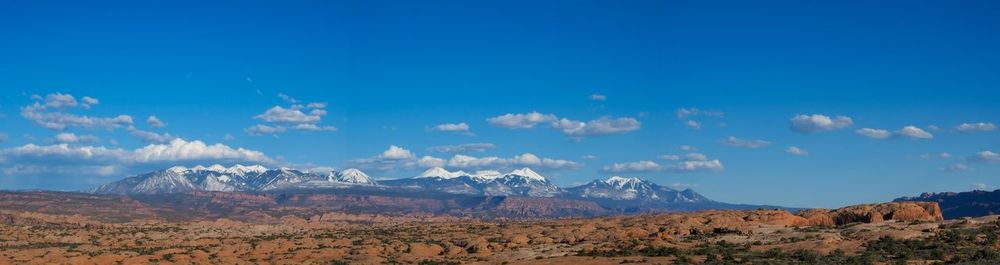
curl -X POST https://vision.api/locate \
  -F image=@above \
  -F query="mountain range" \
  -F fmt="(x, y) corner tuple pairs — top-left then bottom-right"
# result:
(94, 165), (781, 215)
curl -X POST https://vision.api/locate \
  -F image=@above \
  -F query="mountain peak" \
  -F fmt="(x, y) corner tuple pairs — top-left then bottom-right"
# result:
(166, 166), (189, 174)
(419, 167), (459, 179)
(603, 176), (644, 188)
(335, 168), (377, 185)
(508, 167), (546, 181)
(225, 164), (268, 175)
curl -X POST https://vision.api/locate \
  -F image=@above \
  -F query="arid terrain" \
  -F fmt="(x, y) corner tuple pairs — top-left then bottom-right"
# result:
(1, 192), (999, 264)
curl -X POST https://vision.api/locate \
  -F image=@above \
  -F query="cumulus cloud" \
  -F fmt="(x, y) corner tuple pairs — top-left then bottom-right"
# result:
(430, 123), (470, 133)
(968, 151), (1000, 163)
(292, 124), (337, 132)
(897, 126), (933, 139)
(684, 120), (701, 130)
(245, 124), (287, 136)
(254, 106), (321, 124)
(0, 138), (274, 181)
(277, 93), (299, 104)
(81, 96), (99, 109)
(789, 114), (853, 133)
(857, 126), (933, 140)
(590, 94), (607, 101)
(417, 156), (447, 168)
(147, 116), (166, 128)
(21, 99), (133, 130)
(247, 94), (336, 136)
(348, 145), (579, 172)
(603, 153), (723, 173)
(348, 145), (418, 171)
(54, 133), (99, 143)
(381, 145), (416, 160)
(427, 143), (496, 154)
(676, 108), (724, 120)
(128, 139), (272, 163)
(127, 127), (177, 143)
(446, 153), (580, 170)
(581, 155), (598, 160)
(856, 128), (892, 139)
(486, 112), (557, 129)
(658, 155), (681, 161)
(551, 116), (640, 137)
(942, 163), (971, 172)
(679, 145), (698, 151)
(719, 136), (772, 148)
(955, 122), (996, 133)
(785, 146), (808, 156)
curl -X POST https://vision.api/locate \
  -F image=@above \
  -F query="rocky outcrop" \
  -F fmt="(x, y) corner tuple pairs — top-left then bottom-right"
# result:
(802, 202), (943, 226)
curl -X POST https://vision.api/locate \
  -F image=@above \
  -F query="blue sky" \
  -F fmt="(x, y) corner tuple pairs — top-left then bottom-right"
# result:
(1, 0), (998, 208)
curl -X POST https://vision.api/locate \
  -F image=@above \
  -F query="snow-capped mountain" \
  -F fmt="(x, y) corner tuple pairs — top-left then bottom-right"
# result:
(93, 165), (377, 194)
(331, 168), (378, 185)
(565, 176), (709, 203)
(382, 167), (564, 197)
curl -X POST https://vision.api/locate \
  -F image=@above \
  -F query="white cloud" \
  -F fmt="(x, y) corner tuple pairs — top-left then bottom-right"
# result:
(417, 156), (446, 168)
(244, 124), (287, 136)
(590, 94), (607, 101)
(719, 136), (772, 148)
(672, 160), (724, 172)
(248, 95), (336, 136)
(581, 154), (598, 160)
(955, 122), (996, 133)
(127, 127), (177, 143)
(676, 108), (724, 120)
(486, 112), (557, 129)
(42, 92), (78, 109)
(348, 145), (578, 172)
(0, 138), (275, 182)
(968, 151), (1000, 163)
(222, 134), (235, 141)
(856, 128), (892, 139)
(431, 123), (470, 132)
(658, 155), (681, 161)
(277, 93), (299, 104)
(347, 145), (418, 171)
(897, 126), (933, 139)
(679, 145), (697, 151)
(54, 133), (99, 143)
(21, 102), (133, 130)
(551, 116), (640, 137)
(789, 114), (853, 133)
(785, 146), (808, 156)
(857, 126), (933, 140)
(685, 153), (708, 161)
(427, 143), (496, 154)
(128, 139), (273, 163)
(147, 116), (166, 128)
(918, 152), (951, 159)
(254, 106), (321, 124)
(292, 123), (337, 132)
(684, 120), (701, 130)
(602, 160), (661, 173)
(381, 145), (416, 160)
(446, 153), (580, 170)
(603, 153), (723, 173)
(81, 96), (99, 109)
(942, 163), (971, 172)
